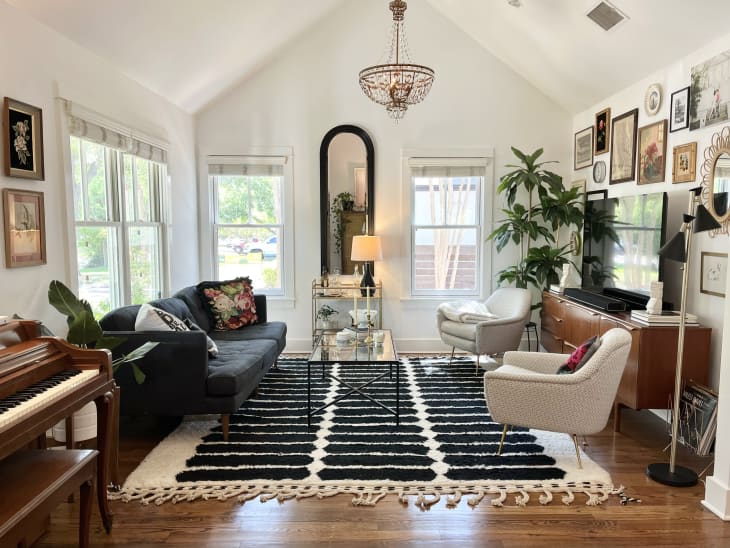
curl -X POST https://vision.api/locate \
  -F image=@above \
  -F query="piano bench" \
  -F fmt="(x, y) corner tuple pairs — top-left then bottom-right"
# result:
(0, 449), (98, 548)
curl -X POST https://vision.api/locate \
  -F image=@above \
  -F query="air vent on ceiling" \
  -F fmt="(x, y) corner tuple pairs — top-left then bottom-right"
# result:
(586, 1), (628, 32)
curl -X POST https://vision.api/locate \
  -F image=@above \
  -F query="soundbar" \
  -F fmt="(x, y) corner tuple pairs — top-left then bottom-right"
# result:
(563, 288), (627, 312)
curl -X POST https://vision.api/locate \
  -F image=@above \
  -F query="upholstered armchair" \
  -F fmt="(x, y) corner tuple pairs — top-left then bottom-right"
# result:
(436, 287), (532, 374)
(483, 328), (632, 467)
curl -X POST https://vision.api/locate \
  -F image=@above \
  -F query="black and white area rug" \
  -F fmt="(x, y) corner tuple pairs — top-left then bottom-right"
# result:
(111, 356), (619, 508)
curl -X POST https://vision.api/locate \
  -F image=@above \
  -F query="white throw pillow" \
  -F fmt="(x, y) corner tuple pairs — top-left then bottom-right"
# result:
(135, 303), (189, 332)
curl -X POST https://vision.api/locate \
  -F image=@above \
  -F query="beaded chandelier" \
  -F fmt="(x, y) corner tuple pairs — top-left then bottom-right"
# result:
(358, 0), (435, 121)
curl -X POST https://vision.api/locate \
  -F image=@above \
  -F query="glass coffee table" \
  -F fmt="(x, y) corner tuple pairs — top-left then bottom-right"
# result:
(307, 329), (400, 427)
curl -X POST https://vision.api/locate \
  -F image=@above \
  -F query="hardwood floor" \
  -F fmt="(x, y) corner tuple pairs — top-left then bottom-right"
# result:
(37, 408), (730, 546)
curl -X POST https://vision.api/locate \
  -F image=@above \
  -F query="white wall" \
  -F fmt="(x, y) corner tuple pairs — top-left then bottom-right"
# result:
(572, 31), (730, 392)
(0, 2), (198, 334)
(196, 0), (572, 352)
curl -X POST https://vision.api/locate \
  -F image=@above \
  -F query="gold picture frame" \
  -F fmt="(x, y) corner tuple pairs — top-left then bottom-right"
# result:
(672, 142), (697, 184)
(3, 97), (44, 180)
(637, 119), (668, 185)
(595, 108), (610, 155)
(2, 188), (46, 268)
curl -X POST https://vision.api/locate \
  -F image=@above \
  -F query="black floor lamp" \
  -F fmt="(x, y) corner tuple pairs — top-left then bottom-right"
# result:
(646, 188), (720, 487)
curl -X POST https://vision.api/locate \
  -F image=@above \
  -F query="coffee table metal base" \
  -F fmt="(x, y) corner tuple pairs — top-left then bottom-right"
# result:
(307, 362), (400, 427)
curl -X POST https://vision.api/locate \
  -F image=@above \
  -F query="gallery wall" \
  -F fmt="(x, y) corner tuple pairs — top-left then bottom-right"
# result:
(0, 2), (198, 334)
(572, 31), (730, 391)
(195, 0), (572, 352)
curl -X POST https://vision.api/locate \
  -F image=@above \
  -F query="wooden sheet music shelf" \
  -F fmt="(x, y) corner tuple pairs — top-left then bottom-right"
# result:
(541, 291), (712, 431)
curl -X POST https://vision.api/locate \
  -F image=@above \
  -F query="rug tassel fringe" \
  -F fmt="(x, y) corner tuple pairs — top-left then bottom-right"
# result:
(491, 489), (507, 507)
(515, 490), (529, 507)
(446, 490), (461, 508)
(561, 489), (575, 505)
(539, 488), (553, 505)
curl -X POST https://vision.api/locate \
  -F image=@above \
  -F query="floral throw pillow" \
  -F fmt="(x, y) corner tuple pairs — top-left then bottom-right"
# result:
(196, 277), (258, 331)
(556, 335), (601, 375)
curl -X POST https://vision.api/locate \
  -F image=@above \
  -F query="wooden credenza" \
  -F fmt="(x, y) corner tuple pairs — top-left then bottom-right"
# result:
(541, 291), (712, 431)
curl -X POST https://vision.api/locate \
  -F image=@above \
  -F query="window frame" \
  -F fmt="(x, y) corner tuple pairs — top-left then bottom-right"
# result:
(60, 99), (171, 311)
(205, 151), (295, 300)
(402, 148), (493, 300)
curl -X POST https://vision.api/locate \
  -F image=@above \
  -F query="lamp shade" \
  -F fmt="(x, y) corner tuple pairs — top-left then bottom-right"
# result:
(351, 235), (383, 262)
(658, 231), (687, 263)
(694, 204), (722, 233)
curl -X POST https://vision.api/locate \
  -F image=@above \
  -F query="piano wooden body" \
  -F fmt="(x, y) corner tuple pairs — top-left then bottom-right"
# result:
(0, 320), (117, 533)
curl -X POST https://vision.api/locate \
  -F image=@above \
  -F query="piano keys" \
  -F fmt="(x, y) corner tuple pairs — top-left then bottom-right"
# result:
(0, 320), (117, 533)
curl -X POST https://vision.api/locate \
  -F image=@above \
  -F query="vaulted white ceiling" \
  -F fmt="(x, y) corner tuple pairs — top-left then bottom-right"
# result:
(8, 0), (730, 114)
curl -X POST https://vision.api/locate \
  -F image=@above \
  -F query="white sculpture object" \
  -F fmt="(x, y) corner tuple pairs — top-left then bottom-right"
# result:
(646, 281), (663, 314)
(559, 263), (571, 290)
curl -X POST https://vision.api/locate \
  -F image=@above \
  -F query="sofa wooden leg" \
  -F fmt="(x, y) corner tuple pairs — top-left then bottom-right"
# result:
(498, 424), (508, 455)
(572, 434), (582, 469)
(448, 347), (455, 366)
(221, 414), (230, 441)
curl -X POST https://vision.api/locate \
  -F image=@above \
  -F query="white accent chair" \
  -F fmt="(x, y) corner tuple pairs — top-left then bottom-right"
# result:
(436, 288), (532, 374)
(483, 328), (632, 468)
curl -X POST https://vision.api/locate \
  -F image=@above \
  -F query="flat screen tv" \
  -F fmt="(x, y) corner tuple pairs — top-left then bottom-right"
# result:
(581, 191), (667, 308)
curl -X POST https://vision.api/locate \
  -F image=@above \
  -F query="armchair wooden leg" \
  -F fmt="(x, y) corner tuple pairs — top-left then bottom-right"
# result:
(222, 414), (230, 441)
(498, 424), (508, 455)
(474, 354), (481, 375)
(572, 434), (583, 469)
(448, 347), (456, 366)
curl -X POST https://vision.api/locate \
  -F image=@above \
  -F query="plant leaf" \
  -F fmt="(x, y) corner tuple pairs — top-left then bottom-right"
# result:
(48, 280), (87, 319)
(66, 309), (104, 347)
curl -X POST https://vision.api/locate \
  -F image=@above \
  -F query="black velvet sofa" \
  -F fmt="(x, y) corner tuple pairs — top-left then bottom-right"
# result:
(98, 285), (287, 439)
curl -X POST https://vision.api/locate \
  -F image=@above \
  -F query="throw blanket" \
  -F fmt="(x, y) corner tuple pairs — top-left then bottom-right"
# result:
(438, 301), (498, 323)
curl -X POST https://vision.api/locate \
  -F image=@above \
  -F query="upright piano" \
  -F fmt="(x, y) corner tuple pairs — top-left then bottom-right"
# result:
(0, 320), (117, 532)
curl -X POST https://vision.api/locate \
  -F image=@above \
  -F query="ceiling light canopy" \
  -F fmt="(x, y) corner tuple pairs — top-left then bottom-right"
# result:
(358, 0), (435, 121)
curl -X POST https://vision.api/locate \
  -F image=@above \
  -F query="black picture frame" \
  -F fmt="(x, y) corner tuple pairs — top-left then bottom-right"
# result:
(609, 108), (638, 184)
(670, 87), (690, 133)
(586, 189), (608, 202)
(595, 108), (610, 155)
(3, 97), (44, 180)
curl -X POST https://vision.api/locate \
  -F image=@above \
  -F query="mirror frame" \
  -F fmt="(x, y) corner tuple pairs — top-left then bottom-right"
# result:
(319, 124), (375, 274)
(701, 126), (730, 235)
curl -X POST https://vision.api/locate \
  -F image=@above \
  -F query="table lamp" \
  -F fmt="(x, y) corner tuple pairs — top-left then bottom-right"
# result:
(646, 187), (720, 487)
(351, 235), (382, 297)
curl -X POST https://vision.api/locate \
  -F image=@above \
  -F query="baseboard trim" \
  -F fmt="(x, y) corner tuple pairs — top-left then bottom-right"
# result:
(703, 476), (730, 520)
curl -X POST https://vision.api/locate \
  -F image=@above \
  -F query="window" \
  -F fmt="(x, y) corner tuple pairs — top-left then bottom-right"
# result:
(209, 158), (287, 295)
(65, 105), (169, 317)
(408, 155), (489, 297)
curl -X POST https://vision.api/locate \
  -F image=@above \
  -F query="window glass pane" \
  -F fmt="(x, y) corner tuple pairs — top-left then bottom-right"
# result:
(76, 226), (118, 318)
(123, 155), (135, 221)
(70, 137), (84, 221)
(128, 226), (161, 303)
(217, 227), (280, 290)
(250, 176), (282, 223)
(413, 176), (479, 225)
(414, 227), (478, 291)
(83, 141), (109, 221)
(216, 176), (250, 224)
(135, 158), (151, 222)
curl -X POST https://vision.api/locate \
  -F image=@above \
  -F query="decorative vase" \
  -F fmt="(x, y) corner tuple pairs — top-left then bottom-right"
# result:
(360, 263), (375, 296)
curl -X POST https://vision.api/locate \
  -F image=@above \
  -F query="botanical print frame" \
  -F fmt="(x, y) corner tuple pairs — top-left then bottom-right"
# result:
(2, 188), (46, 268)
(595, 108), (610, 154)
(670, 87), (690, 132)
(574, 126), (593, 170)
(637, 119), (668, 184)
(700, 251), (727, 297)
(690, 50), (730, 131)
(2, 97), (44, 180)
(672, 142), (697, 184)
(609, 108), (638, 184)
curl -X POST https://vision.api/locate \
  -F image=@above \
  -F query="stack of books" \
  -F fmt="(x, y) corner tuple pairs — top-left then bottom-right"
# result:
(630, 310), (699, 326)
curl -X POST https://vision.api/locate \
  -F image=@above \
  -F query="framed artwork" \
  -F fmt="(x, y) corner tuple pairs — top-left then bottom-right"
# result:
(609, 108), (638, 184)
(574, 126), (593, 170)
(644, 83), (663, 116)
(700, 251), (727, 297)
(637, 119), (668, 184)
(593, 160), (607, 183)
(571, 177), (586, 198)
(586, 189), (608, 201)
(595, 108), (610, 154)
(690, 50), (730, 131)
(672, 142), (697, 183)
(2, 97), (44, 180)
(670, 87), (690, 132)
(2, 188), (46, 268)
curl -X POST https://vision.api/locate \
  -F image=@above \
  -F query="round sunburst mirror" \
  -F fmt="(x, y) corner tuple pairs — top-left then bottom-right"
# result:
(700, 126), (730, 236)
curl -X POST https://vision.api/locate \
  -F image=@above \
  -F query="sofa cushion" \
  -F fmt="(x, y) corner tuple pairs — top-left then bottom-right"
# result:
(99, 305), (141, 332)
(209, 321), (287, 353)
(183, 318), (219, 358)
(196, 277), (258, 331)
(135, 303), (190, 332)
(148, 297), (196, 324)
(173, 286), (212, 332)
(206, 339), (278, 396)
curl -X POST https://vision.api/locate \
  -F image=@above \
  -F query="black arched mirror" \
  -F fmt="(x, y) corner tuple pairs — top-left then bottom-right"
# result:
(320, 125), (375, 275)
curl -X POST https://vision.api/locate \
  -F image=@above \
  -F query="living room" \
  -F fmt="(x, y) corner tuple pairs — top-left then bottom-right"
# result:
(1, 0), (730, 545)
